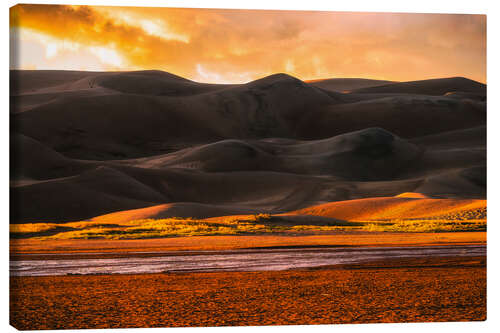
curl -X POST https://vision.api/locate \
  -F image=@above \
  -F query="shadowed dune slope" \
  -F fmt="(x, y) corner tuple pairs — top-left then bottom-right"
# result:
(11, 162), (351, 223)
(95, 70), (235, 96)
(444, 91), (486, 102)
(351, 77), (485, 96)
(120, 128), (421, 180)
(10, 70), (486, 225)
(12, 161), (484, 224)
(10, 70), (97, 95)
(10, 166), (169, 223)
(10, 133), (92, 181)
(308, 78), (395, 92)
(298, 95), (485, 139)
(12, 73), (341, 160)
(410, 126), (486, 149)
(12, 71), (485, 159)
(413, 166), (486, 199)
(12, 94), (224, 160)
(10, 88), (119, 114)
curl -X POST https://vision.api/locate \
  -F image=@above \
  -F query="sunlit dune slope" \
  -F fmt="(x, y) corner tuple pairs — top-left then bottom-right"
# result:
(10, 196), (486, 240)
(88, 202), (261, 222)
(395, 192), (430, 198)
(290, 197), (486, 221)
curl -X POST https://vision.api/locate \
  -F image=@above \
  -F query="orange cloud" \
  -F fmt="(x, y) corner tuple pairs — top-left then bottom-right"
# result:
(10, 4), (486, 83)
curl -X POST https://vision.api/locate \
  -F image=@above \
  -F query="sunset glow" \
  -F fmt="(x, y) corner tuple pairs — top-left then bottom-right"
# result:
(10, 4), (486, 83)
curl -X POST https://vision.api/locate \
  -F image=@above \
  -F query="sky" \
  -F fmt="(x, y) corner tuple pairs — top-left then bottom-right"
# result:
(9, 4), (486, 84)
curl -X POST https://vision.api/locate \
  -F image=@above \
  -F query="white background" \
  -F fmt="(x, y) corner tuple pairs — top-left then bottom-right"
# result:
(2, 0), (498, 332)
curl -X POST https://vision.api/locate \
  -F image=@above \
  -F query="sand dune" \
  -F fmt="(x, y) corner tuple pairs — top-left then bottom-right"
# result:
(12, 71), (484, 159)
(11, 160), (484, 223)
(12, 73), (338, 159)
(351, 77), (486, 96)
(298, 95), (485, 139)
(13, 93), (224, 159)
(411, 126), (485, 149)
(95, 70), (234, 96)
(88, 202), (263, 222)
(10, 162), (344, 223)
(413, 166), (486, 199)
(10, 87), (120, 114)
(10, 70), (97, 95)
(308, 78), (395, 92)
(10, 70), (486, 225)
(10, 166), (170, 223)
(394, 192), (430, 199)
(290, 196), (486, 221)
(444, 91), (486, 102)
(58, 190), (485, 227)
(10, 133), (92, 181)
(12, 155), (436, 224)
(118, 128), (420, 180)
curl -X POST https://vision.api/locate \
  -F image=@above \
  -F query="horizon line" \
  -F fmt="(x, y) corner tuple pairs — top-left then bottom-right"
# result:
(8, 68), (487, 85)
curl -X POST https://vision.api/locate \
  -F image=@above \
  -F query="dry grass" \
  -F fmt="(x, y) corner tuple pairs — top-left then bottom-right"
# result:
(11, 214), (287, 239)
(363, 219), (486, 233)
(360, 207), (486, 232)
(10, 223), (58, 233)
(10, 207), (486, 240)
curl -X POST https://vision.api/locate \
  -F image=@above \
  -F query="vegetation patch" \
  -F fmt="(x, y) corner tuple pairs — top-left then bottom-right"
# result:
(10, 209), (486, 240)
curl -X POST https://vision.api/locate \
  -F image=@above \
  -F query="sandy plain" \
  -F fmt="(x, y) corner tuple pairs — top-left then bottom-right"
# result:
(10, 255), (486, 330)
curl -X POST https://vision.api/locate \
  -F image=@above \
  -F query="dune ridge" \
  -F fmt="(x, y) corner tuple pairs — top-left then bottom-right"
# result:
(307, 78), (395, 92)
(350, 77), (486, 96)
(10, 70), (486, 226)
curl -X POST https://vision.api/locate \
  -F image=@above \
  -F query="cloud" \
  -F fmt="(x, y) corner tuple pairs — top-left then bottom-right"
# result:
(10, 5), (486, 83)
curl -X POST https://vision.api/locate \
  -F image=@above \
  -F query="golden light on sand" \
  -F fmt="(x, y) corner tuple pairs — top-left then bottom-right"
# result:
(10, 4), (486, 83)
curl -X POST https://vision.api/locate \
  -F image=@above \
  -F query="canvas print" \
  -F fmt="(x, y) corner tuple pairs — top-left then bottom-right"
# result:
(9, 4), (486, 330)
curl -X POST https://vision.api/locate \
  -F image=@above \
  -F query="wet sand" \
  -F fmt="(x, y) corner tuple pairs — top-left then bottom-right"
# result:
(10, 244), (485, 276)
(10, 255), (486, 330)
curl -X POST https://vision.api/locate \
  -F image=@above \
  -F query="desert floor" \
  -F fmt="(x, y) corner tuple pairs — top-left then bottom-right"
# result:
(10, 231), (486, 255)
(10, 255), (485, 330)
(10, 232), (486, 329)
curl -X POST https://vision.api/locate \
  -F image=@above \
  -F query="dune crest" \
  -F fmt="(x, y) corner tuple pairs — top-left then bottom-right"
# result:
(395, 192), (430, 199)
(10, 70), (486, 225)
